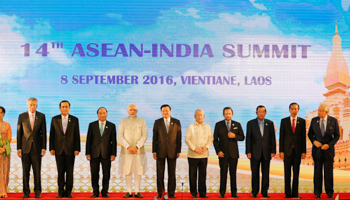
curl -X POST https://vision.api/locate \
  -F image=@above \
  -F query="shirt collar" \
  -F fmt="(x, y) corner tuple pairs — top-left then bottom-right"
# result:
(61, 114), (69, 119)
(163, 117), (171, 122)
(257, 117), (264, 123)
(290, 116), (297, 120)
(320, 115), (328, 122)
(28, 111), (36, 116)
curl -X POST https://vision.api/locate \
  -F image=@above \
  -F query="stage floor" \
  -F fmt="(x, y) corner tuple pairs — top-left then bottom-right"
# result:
(5, 193), (349, 199)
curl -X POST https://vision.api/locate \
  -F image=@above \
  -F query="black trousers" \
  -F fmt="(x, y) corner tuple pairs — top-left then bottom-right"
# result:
(21, 144), (42, 195)
(90, 154), (111, 195)
(55, 152), (75, 195)
(283, 148), (301, 197)
(218, 157), (238, 195)
(250, 153), (270, 196)
(157, 157), (177, 196)
(188, 158), (208, 196)
(313, 152), (334, 196)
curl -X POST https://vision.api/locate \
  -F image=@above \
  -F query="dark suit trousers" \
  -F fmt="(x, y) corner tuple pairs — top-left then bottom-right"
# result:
(21, 144), (42, 195)
(284, 148), (301, 197)
(250, 153), (270, 195)
(313, 151), (334, 196)
(188, 158), (208, 196)
(157, 157), (177, 196)
(55, 152), (75, 194)
(219, 157), (238, 195)
(90, 154), (111, 195)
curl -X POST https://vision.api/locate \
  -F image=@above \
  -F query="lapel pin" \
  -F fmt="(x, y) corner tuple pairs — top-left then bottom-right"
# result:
(265, 123), (268, 126)
(36, 116), (38, 120)
(232, 123), (234, 126)
(171, 122), (173, 125)
(317, 121), (319, 123)
(106, 126), (108, 129)
(297, 122), (299, 124)
(69, 118), (71, 122)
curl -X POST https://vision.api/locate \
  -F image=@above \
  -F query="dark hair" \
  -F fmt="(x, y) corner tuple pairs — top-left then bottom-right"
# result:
(223, 107), (233, 114)
(97, 107), (108, 114)
(0, 106), (5, 114)
(256, 105), (266, 112)
(289, 102), (300, 110)
(160, 104), (171, 110)
(59, 100), (71, 107)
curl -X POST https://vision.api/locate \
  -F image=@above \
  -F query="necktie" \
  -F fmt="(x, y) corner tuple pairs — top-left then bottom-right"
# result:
(260, 121), (264, 136)
(63, 117), (67, 134)
(100, 122), (104, 136)
(166, 120), (169, 133)
(292, 118), (295, 133)
(227, 121), (230, 132)
(321, 119), (325, 137)
(31, 114), (34, 130)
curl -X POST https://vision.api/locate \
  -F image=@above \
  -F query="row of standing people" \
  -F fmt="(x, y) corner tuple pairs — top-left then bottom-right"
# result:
(0, 98), (340, 199)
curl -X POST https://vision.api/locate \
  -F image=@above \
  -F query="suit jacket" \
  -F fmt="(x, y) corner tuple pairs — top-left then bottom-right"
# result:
(152, 117), (182, 159)
(49, 114), (81, 156)
(308, 115), (340, 159)
(17, 111), (47, 154)
(246, 118), (276, 160)
(86, 120), (117, 159)
(213, 120), (245, 159)
(279, 117), (306, 157)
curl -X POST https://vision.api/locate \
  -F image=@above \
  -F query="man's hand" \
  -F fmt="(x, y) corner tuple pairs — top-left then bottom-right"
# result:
(201, 147), (208, 154)
(153, 153), (157, 160)
(17, 150), (22, 158)
(321, 144), (330, 150)
(74, 151), (79, 156)
(86, 154), (91, 161)
(50, 150), (55, 156)
(194, 148), (202, 155)
(111, 155), (116, 161)
(301, 153), (306, 159)
(313, 140), (322, 148)
(228, 132), (236, 138)
(128, 146), (137, 154)
(279, 152), (284, 160)
(0, 147), (5, 155)
(41, 149), (46, 158)
(271, 153), (276, 158)
(246, 153), (251, 159)
(218, 151), (224, 158)
(177, 153), (180, 158)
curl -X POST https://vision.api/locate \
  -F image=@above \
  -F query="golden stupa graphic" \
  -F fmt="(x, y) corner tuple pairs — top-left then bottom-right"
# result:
(302, 23), (349, 170)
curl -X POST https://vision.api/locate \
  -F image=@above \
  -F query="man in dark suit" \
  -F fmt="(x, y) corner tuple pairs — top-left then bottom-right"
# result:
(86, 107), (117, 198)
(246, 105), (276, 198)
(279, 103), (306, 198)
(213, 107), (245, 198)
(308, 104), (340, 199)
(152, 104), (182, 198)
(50, 100), (81, 198)
(17, 97), (47, 198)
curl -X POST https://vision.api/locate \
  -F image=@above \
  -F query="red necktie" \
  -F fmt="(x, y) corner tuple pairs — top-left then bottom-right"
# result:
(292, 118), (295, 133)
(31, 114), (34, 130)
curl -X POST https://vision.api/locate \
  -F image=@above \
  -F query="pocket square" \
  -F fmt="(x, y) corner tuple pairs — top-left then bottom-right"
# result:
(234, 127), (238, 129)
(330, 127), (333, 129)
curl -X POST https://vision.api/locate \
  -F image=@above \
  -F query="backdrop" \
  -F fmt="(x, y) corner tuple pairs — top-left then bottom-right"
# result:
(1, 0), (349, 193)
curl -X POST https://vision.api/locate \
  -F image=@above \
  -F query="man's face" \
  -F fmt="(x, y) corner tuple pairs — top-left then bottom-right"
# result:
(98, 108), (107, 122)
(127, 105), (138, 117)
(318, 106), (328, 119)
(59, 102), (70, 116)
(256, 107), (266, 120)
(223, 109), (233, 121)
(289, 104), (299, 117)
(195, 110), (205, 124)
(27, 100), (38, 113)
(161, 106), (171, 119)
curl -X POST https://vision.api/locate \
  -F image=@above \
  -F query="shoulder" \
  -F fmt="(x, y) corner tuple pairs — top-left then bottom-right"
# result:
(36, 111), (45, 117)
(89, 120), (99, 126)
(247, 119), (256, 125)
(265, 118), (273, 124)
(155, 118), (163, 123)
(171, 118), (180, 124)
(106, 120), (116, 126)
(52, 115), (60, 120)
(328, 115), (337, 122)
(311, 117), (319, 123)
(215, 120), (224, 126)
(69, 115), (78, 120)
(297, 117), (306, 122)
(231, 120), (242, 126)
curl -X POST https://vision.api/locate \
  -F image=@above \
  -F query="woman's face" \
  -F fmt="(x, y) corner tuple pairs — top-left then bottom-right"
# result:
(0, 108), (4, 121)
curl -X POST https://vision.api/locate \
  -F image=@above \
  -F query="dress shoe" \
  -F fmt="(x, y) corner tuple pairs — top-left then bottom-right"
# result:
(315, 195), (321, 199)
(90, 193), (99, 198)
(200, 195), (208, 198)
(219, 194), (225, 198)
(35, 194), (42, 198)
(169, 195), (176, 198)
(123, 193), (133, 198)
(231, 194), (239, 198)
(293, 195), (302, 198)
(251, 194), (257, 198)
(262, 194), (270, 198)
(23, 194), (30, 198)
(328, 195), (334, 199)
(56, 194), (63, 198)
(156, 195), (162, 198)
(135, 193), (144, 198)
(284, 195), (290, 198)
(102, 193), (110, 198)
(66, 193), (74, 198)
(191, 195), (197, 198)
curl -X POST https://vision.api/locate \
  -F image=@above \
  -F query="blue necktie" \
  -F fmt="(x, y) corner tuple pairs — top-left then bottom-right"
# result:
(100, 123), (104, 136)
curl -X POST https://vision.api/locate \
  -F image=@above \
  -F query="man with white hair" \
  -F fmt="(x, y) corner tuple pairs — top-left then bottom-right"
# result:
(308, 104), (340, 199)
(185, 109), (213, 198)
(118, 104), (148, 198)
